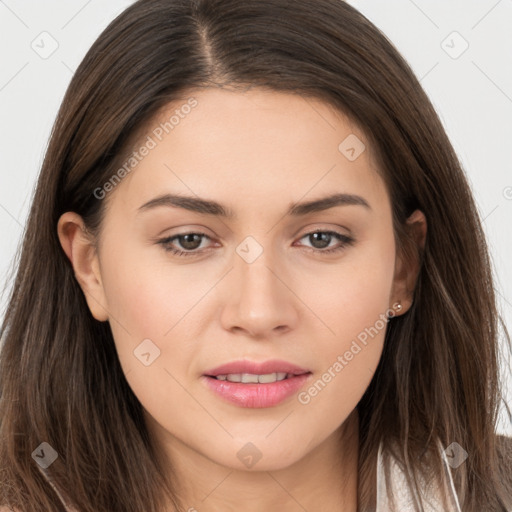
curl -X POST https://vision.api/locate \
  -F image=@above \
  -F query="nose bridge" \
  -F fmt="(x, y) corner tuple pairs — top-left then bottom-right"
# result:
(220, 235), (298, 336)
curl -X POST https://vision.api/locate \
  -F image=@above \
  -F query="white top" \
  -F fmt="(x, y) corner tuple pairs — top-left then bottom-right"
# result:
(376, 438), (462, 511)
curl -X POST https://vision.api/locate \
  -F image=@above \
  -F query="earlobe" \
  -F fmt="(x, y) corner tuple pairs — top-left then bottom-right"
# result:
(57, 212), (109, 322)
(390, 209), (427, 315)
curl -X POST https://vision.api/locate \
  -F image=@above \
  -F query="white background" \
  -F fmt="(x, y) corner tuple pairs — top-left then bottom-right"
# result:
(0, 0), (511, 434)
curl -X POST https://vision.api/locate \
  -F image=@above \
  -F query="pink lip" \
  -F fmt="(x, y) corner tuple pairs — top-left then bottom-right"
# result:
(202, 359), (312, 408)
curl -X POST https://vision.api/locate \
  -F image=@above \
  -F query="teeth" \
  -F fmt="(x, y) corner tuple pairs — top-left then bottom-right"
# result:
(241, 373), (259, 383)
(257, 373), (277, 384)
(215, 372), (289, 383)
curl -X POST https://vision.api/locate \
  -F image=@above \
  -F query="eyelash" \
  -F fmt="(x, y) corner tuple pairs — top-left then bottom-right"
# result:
(157, 230), (354, 258)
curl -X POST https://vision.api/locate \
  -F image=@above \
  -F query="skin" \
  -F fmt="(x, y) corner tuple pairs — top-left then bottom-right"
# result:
(58, 87), (427, 511)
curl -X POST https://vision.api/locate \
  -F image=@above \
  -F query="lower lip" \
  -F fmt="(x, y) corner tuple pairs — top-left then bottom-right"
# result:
(202, 373), (312, 408)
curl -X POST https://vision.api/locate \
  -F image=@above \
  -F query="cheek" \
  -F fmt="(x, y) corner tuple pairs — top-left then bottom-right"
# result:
(98, 244), (210, 420)
(97, 238), (221, 392)
(100, 240), (212, 338)
(296, 237), (395, 413)
(305, 236), (396, 345)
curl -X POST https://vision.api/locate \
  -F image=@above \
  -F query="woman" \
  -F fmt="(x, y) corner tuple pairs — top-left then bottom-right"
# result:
(1, 0), (511, 510)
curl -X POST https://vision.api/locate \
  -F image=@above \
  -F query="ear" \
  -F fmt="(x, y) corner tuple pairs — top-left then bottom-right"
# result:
(390, 209), (427, 316)
(57, 212), (109, 322)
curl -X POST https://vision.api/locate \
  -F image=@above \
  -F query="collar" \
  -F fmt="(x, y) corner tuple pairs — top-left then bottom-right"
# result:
(376, 438), (462, 511)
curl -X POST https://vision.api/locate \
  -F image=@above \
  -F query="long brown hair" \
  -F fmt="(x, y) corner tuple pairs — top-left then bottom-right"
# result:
(1, 0), (511, 510)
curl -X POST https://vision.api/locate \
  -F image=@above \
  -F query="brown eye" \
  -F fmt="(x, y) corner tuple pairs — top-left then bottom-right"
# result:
(297, 230), (354, 254)
(158, 232), (212, 257)
(308, 232), (333, 249)
(176, 233), (203, 251)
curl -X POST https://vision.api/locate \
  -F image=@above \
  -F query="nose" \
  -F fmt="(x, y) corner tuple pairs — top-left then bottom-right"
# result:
(219, 247), (299, 339)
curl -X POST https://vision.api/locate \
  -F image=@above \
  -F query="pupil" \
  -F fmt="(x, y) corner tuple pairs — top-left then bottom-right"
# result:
(181, 234), (201, 250)
(311, 232), (330, 249)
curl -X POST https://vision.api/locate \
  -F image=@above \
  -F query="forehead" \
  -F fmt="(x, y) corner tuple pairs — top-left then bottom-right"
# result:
(105, 87), (387, 218)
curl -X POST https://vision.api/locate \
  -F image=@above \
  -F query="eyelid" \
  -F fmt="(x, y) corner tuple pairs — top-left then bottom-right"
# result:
(294, 223), (352, 239)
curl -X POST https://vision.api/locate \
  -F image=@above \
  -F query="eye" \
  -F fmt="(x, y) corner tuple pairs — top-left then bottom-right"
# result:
(157, 230), (355, 258)
(158, 232), (213, 257)
(295, 230), (354, 254)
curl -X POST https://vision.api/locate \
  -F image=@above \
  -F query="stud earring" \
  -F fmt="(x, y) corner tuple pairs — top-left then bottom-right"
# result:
(395, 302), (402, 312)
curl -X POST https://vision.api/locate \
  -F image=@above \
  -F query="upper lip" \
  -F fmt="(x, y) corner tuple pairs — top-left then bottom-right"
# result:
(204, 359), (311, 377)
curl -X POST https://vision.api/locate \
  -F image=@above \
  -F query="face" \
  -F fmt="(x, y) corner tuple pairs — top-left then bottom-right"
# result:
(62, 88), (410, 474)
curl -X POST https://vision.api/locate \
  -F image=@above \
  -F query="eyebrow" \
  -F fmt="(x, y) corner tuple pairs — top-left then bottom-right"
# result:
(137, 192), (371, 218)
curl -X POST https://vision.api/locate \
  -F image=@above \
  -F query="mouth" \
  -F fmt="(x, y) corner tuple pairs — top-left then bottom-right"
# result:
(206, 372), (305, 383)
(203, 358), (311, 379)
(201, 359), (312, 408)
